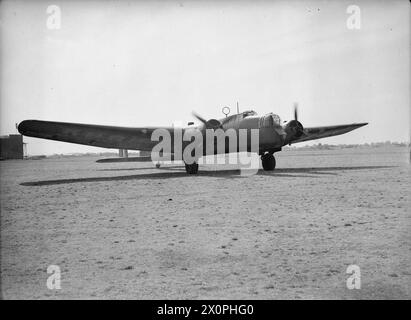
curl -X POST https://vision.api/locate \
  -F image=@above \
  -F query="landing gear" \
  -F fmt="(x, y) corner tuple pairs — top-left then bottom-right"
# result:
(261, 153), (276, 171)
(155, 162), (161, 169)
(185, 162), (199, 174)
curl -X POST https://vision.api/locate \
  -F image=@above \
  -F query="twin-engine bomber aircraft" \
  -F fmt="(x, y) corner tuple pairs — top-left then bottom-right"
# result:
(18, 105), (367, 174)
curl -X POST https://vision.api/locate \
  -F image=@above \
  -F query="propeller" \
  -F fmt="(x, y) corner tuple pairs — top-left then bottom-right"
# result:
(192, 111), (223, 130)
(284, 102), (305, 141)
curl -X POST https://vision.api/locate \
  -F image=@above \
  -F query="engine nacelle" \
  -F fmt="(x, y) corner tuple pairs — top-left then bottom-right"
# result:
(284, 120), (304, 144)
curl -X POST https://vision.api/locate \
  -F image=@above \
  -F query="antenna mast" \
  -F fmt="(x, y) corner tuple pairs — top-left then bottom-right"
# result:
(236, 101), (239, 114)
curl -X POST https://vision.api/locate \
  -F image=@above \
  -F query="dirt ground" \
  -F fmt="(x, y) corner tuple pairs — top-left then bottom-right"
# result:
(1, 146), (410, 299)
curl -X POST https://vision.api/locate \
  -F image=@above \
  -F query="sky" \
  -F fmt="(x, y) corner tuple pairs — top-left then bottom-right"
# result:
(1, 0), (409, 155)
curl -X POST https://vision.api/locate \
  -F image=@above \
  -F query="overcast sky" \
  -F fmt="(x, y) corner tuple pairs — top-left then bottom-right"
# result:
(1, 0), (409, 155)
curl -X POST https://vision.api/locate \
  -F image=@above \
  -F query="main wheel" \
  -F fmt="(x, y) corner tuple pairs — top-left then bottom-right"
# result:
(185, 162), (199, 174)
(261, 153), (276, 171)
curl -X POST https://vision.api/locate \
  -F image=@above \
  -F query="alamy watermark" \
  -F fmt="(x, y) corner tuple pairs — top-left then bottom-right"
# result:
(46, 265), (61, 290)
(346, 264), (361, 289)
(46, 5), (61, 30)
(346, 5), (361, 30)
(151, 128), (260, 175)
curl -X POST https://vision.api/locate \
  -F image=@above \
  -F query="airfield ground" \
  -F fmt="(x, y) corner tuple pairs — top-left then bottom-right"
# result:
(1, 146), (410, 299)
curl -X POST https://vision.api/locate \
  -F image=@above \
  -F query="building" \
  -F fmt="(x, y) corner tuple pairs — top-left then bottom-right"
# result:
(0, 134), (25, 160)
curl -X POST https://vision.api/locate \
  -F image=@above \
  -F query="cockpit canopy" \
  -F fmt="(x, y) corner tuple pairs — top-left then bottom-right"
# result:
(242, 110), (257, 117)
(259, 113), (282, 128)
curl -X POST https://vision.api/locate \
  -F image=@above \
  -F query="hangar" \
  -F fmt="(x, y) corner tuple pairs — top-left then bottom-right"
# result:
(0, 134), (26, 160)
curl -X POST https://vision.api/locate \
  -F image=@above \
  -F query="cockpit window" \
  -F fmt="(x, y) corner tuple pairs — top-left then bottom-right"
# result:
(272, 114), (281, 125)
(242, 110), (257, 117)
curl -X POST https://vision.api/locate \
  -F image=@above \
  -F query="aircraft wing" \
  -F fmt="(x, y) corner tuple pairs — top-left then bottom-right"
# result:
(290, 123), (368, 144)
(18, 120), (174, 151)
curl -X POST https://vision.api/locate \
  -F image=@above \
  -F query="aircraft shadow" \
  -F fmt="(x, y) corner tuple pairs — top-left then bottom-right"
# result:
(96, 165), (182, 172)
(20, 165), (393, 186)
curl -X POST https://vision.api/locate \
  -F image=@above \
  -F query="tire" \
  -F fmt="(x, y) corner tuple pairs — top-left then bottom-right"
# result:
(261, 153), (276, 171)
(185, 162), (199, 174)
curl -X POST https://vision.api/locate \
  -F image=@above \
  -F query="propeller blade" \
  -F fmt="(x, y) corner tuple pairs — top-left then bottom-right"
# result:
(293, 102), (299, 121)
(192, 111), (223, 130)
(192, 111), (208, 124)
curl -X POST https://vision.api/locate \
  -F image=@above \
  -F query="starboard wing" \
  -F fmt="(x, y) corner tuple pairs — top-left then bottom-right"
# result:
(290, 123), (368, 144)
(18, 120), (174, 151)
